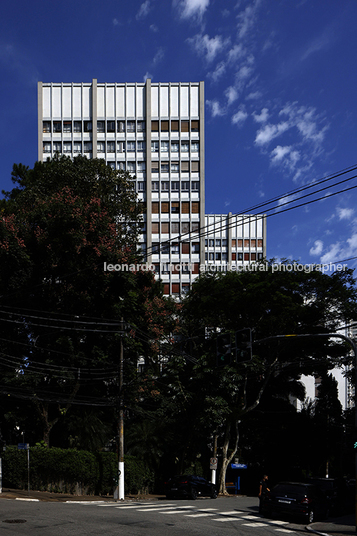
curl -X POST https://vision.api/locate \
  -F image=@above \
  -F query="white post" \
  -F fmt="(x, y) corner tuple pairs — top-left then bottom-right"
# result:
(0, 457), (2, 493)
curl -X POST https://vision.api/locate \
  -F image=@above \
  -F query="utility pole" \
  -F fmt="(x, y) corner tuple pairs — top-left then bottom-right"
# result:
(114, 319), (125, 501)
(211, 435), (218, 484)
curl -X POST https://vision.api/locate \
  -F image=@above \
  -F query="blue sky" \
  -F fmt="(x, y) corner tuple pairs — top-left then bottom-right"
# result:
(1, 0), (357, 268)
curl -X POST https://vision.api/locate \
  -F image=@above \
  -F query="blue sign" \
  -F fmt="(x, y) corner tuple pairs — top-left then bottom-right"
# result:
(17, 443), (29, 450)
(231, 463), (247, 469)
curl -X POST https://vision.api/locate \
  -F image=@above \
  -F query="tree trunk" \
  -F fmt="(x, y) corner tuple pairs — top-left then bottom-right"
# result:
(218, 418), (240, 494)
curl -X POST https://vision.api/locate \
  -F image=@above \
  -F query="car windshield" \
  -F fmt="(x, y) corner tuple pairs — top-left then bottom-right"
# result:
(273, 484), (307, 497)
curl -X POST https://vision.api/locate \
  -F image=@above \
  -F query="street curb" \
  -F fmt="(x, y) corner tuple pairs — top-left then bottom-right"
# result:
(306, 525), (330, 536)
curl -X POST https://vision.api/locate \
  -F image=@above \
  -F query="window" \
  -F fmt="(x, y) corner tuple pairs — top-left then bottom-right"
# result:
(152, 181), (159, 191)
(215, 253), (221, 261)
(137, 121), (145, 132)
(127, 162), (136, 172)
(172, 283), (180, 295)
(182, 202), (190, 214)
(117, 141), (125, 153)
(171, 141), (179, 152)
(161, 162), (169, 173)
(161, 222), (169, 234)
(73, 121), (82, 132)
(63, 121), (72, 133)
(171, 181), (180, 191)
(152, 222), (159, 234)
(244, 239), (250, 247)
(192, 202), (200, 214)
(118, 162), (126, 170)
(238, 239), (243, 248)
(181, 161), (189, 172)
(192, 242), (200, 253)
(222, 253), (228, 261)
(127, 141), (135, 152)
(137, 141), (145, 152)
(258, 252), (263, 260)
(192, 263), (199, 274)
(107, 121), (115, 132)
(161, 141), (169, 152)
(244, 253), (249, 261)
(222, 239), (228, 247)
(171, 161), (179, 172)
(97, 121), (105, 133)
(191, 120), (199, 132)
(209, 253), (214, 260)
(151, 141), (159, 153)
(209, 240), (214, 247)
(191, 181), (199, 191)
(191, 141), (199, 152)
(73, 142), (82, 153)
(171, 202), (179, 213)
(53, 121), (62, 133)
(117, 121), (125, 132)
(53, 142), (62, 152)
(151, 120), (159, 131)
(182, 243), (190, 254)
(152, 202), (159, 213)
(107, 141), (115, 153)
(108, 162), (115, 170)
(238, 252), (243, 261)
(258, 239), (263, 247)
(151, 161), (159, 173)
(251, 253), (256, 261)
(43, 121), (51, 133)
(181, 121), (189, 132)
(192, 222), (199, 232)
(137, 161), (146, 172)
(182, 283), (190, 294)
(171, 222), (180, 233)
(163, 284), (170, 295)
(137, 182), (146, 191)
(162, 263), (170, 274)
(127, 121), (135, 132)
(232, 253), (236, 261)
(97, 141), (105, 153)
(161, 120), (169, 132)
(251, 239), (256, 247)
(43, 142), (51, 153)
(216, 239), (221, 247)
(171, 243), (179, 254)
(161, 202), (169, 213)
(181, 181), (190, 191)
(63, 142), (72, 153)
(182, 222), (190, 234)
(192, 161), (200, 172)
(161, 181), (169, 192)
(84, 121), (92, 132)
(171, 120), (179, 131)
(232, 239), (236, 248)
(162, 244), (169, 254)
(181, 141), (189, 152)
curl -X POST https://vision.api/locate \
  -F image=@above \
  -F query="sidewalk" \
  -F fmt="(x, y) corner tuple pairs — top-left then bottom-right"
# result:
(307, 514), (355, 536)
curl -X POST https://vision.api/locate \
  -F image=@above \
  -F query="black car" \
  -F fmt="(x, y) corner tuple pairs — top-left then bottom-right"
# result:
(308, 478), (354, 515)
(165, 475), (218, 500)
(263, 482), (329, 523)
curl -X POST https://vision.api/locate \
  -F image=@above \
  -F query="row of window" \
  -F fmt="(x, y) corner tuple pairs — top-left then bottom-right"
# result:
(152, 222), (199, 236)
(152, 201), (199, 214)
(205, 239), (264, 248)
(152, 242), (200, 254)
(44, 140), (199, 155)
(133, 182), (199, 193)
(163, 282), (191, 295)
(42, 119), (199, 134)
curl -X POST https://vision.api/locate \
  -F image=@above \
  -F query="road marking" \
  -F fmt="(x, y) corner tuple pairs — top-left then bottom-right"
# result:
(213, 517), (243, 522)
(274, 529), (295, 533)
(241, 515), (260, 519)
(185, 513), (215, 517)
(242, 522), (269, 527)
(220, 510), (244, 515)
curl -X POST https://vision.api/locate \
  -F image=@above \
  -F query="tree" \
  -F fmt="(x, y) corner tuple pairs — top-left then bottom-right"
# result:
(177, 263), (357, 493)
(0, 155), (177, 446)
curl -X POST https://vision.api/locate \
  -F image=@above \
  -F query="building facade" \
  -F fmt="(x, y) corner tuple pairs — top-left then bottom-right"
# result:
(38, 79), (266, 295)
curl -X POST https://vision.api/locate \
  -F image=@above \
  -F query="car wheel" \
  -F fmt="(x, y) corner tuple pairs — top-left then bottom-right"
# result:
(211, 488), (218, 499)
(190, 488), (198, 500)
(308, 509), (314, 524)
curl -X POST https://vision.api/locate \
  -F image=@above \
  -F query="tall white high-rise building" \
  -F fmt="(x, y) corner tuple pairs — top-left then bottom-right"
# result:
(38, 79), (266, 294)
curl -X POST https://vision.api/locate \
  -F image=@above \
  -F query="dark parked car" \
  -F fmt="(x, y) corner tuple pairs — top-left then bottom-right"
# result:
(165, 475), (218, 500)
(263, 482), (329, 523)
(308, 478), (354, 515)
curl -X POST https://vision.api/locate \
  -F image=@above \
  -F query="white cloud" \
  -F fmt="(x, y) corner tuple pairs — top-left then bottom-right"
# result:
(187, 33), (228, 62)
(309, 240), (323, 256)
(150, 24), (158, 32)
(252, 108), (269, 123)
(337, 207), (354, 220)
(143, 71), (153, 82)
(255, 121), (290, 146)
(280, 103), (329, 146)
(235, 0), (262, 40)
(174, 0), (210, 22)
(225, 86), (238, 106)
(206, 99), (226, 117)
(208, 61), (226, 82)
(232, 108), (248, 126)
(320, 233), (357, 264)
(227, 43), (246, 64)
(270, 145), (291, 163)
(113, 18), (119, 26)
(136, 0), (151, 20)
(153, 47), (164, 65)
(246, 90), (262, 100)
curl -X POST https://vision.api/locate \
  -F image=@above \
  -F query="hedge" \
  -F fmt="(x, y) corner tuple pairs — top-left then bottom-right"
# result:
(1, 446), (154, 496)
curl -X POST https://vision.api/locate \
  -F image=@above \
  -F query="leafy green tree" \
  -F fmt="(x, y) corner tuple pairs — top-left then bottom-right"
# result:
(175, 263), (357, 493)
(0, 155), (177, 447)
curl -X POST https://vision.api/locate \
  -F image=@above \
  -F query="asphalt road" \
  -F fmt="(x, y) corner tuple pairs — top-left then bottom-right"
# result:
(0, 496), (309, 536)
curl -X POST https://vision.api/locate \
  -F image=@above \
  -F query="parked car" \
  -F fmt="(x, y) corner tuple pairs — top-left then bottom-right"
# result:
(263, 482), (329, 523)
(308, 477), (354, 515)
(164, 475), (218, 500)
